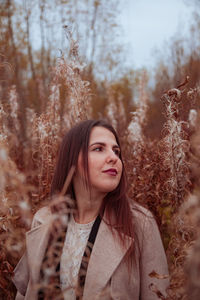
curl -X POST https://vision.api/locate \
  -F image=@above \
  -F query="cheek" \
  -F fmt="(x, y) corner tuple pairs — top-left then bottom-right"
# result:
(88, 153), (100, 171)
(117, 163), (123, 184)
(118, 160), (123, 176)
(88, 159), (96, 177)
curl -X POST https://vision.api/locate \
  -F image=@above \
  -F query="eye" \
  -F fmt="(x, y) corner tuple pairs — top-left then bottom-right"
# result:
(113, 148), (120, 157)
(93, 146), (103, 152)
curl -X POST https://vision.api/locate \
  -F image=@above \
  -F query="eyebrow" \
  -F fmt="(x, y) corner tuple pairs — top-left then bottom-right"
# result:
(89, 142), (120, 149)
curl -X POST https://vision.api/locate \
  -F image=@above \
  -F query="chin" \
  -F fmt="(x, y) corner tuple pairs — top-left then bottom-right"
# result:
(100, 185), (119, 194)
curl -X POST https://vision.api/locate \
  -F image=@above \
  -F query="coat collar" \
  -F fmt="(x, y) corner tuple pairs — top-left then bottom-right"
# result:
(26, 216), (53, 284)
(26, 210), (133, 298)
(83, 219), (133, 299)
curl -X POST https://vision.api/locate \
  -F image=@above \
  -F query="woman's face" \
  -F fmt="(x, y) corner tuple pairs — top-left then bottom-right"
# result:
(76, 126), (123, 195)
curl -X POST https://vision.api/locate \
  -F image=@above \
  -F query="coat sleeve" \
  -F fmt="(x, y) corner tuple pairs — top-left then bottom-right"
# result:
(12, 208), (46, 298)
(12, 252), (29, 298)
(15, 291), (26, 300)
(139, 212), (169, 300)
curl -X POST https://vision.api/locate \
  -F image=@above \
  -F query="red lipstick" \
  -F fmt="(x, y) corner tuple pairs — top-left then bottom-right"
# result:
(103, 168), (118, 176)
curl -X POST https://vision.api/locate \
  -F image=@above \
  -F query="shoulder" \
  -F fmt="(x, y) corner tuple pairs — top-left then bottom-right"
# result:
(129, 200), (160, 242)
(129, 200), (154, 222)
(31, 206), (52, 228)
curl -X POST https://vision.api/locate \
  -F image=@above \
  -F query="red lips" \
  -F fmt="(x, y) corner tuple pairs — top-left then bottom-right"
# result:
(103, 168), (118, 176)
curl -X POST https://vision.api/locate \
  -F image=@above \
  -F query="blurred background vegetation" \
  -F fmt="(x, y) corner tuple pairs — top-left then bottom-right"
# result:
(1, 0), (200, 299)
(1, 0), (199, 140)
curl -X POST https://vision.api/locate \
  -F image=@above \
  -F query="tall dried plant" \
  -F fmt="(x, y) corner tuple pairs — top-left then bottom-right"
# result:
(160, 85), (197, 300)
(1, 22), (200, 298)
(55, 26), (92, 127)
(160, 88), (191, 210)
(0, 122), (33, 299)
(124, 72), (158, 212)
(127, 71), (148, 149)
(8, 86), (20, 134)
(30, 82), (62, 204)
(105, 85), (119, 130)
(182, 108), (200, 300)
(26, 27), (92, 205)
(0, 27), (93, 298)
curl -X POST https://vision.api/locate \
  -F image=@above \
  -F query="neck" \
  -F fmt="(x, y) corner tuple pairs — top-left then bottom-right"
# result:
(73, 182), (106, 224)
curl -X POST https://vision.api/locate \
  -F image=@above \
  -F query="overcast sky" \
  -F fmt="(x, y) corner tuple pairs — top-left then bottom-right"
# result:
(119, 0), (195, 69)
(30, 0), (195, 71)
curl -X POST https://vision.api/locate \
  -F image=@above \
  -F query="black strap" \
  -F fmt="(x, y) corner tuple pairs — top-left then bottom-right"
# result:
(38, 214), (101, 300)
(76, 215), (101, 300)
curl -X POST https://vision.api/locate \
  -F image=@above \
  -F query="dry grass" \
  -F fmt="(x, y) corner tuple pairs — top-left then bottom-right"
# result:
(0, 34), (200, 299)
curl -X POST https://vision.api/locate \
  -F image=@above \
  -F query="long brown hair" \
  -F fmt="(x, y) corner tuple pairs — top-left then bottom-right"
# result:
(51, 119), (134, 259)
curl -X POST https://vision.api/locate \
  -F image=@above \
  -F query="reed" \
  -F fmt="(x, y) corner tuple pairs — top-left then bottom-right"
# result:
(0, 36), (200, 299)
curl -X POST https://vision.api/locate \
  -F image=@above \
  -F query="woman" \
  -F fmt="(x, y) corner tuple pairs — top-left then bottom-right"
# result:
(13, 119), (169, 300)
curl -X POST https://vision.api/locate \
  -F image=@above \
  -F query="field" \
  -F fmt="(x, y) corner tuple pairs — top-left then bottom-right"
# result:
(1, 1), (200, 299)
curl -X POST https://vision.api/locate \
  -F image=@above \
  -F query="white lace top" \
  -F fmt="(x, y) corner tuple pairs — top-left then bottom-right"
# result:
(60, 215), (95, 300)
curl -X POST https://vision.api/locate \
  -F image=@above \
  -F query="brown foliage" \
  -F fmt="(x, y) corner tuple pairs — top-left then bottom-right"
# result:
(1, 3), (200, 299)
(1, 48), (200, 298)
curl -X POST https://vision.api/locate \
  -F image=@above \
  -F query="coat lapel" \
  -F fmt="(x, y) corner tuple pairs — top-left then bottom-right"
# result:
(83, 219), (133, 299)
(25, 210), (132, 299)
(26, 218), (53, 285)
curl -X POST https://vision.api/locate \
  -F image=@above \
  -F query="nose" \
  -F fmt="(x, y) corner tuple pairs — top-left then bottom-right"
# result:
(106, 149), (118, 164)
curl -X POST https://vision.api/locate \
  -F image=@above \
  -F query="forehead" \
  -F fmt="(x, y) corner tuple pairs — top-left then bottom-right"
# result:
(89, 126), (118, 144)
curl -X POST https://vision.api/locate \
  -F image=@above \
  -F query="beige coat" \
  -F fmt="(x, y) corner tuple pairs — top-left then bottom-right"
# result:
(13, 204), (169, 300)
